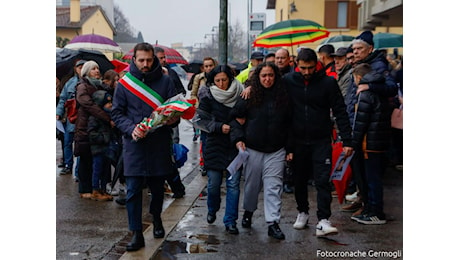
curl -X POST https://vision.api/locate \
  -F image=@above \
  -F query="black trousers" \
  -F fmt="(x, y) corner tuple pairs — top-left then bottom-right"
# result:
(78, 153), (93, 194)
(292, 140), (333, 220)
(166, 168), (185, 193)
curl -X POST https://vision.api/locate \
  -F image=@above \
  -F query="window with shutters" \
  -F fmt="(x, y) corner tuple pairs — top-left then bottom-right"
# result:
(324, 0), (358, 29)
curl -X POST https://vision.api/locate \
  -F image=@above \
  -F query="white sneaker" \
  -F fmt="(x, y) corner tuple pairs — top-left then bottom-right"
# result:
(345, 191), (359, 203)
(316, 219), (338, 236)
(293, 212), (309, 229)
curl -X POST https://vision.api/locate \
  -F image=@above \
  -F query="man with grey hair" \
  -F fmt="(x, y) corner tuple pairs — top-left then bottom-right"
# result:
(345, 31), (397, 223)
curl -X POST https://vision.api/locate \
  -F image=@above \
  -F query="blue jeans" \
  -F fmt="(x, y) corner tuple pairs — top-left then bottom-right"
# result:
(63, 131), (74, 168)
(207, 169), (241, 227)
(92, 154), (110, 191)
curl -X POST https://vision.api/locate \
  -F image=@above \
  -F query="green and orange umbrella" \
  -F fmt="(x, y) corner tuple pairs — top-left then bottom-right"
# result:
(253, 19), (330, 48)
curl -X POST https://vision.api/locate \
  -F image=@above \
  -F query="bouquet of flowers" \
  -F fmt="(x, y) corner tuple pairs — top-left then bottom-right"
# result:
(135, 94), (196, 140)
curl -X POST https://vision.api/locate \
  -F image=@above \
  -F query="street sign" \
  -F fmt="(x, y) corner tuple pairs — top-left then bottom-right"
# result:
(249, 13), (266, 37)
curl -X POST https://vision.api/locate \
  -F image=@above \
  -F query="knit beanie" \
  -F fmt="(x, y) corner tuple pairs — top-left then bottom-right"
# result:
(81, 60), (99, 77)
(355, 31), (374, 46)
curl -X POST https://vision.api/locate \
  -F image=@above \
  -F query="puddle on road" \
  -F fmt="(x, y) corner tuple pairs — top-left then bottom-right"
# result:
(152, 234), (219, 259)
(189, 234), (220, 245)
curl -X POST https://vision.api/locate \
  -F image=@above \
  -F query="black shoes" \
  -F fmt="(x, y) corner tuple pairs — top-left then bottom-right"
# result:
(172, 190), (185, 198)
(200, 166), (207, 176)
(207, 213), (216, 224)
(268, 222), (285, 240)
(153, 220), (165, 238)
(59, 167), (72, 175)
(126, 230), (145, 251)
(283, 184), (294, 193)
(225, 224), (239, 235)
(242, 210), (253, 228)
(115, 197), (126, 206)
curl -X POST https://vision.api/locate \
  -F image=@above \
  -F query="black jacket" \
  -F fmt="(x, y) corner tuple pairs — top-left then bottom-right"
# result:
(283, 69), (352, 147)
(230, 87), (292, 153)
(197, 88), (238, 171)
(352, 71), (392, 151)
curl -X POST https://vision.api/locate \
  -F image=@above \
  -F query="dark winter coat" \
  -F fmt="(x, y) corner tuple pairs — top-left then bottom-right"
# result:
(337, 63), (352, 98)
(197, 87), (238, 171)
(111, 57), (178, 177)
(345, 51), (397, 125)
(230, 87), (292, 153)
(283, 68), (353, 147)
(74, 77), (111, 156)
(352, 71), (392, 152)
(88, 90), (115, 156)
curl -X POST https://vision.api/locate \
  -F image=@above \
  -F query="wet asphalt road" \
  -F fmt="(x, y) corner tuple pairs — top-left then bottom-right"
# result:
(56, 85), (403, 259)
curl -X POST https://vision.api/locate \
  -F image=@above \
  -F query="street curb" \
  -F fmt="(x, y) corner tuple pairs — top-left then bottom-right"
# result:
(119, 166), (207, 259)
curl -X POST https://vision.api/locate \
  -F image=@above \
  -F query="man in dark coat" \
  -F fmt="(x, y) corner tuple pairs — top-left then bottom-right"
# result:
(283, 48), (353, 236)
(154, 46), (186, 198)
(344, 31), (398, 218)
(111, 42), (179, 252)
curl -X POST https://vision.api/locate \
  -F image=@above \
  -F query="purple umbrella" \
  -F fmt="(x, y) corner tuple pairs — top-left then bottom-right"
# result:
(65, 34), (122, 53)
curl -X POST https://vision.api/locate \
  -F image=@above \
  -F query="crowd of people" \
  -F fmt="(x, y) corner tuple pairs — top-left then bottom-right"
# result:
(56, 30), (403, 251)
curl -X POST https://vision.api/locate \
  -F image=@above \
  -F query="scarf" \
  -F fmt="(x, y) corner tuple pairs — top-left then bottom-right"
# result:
(85, 76), (103, 88)
(209, 80), (244, 107)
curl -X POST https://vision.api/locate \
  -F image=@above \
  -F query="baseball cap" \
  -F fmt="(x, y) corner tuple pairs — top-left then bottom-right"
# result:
(331, 47), (348, 57)
(250, 51), (264, 60)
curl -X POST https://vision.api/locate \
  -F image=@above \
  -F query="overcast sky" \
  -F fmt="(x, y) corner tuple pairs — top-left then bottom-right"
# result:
(113, 0), (275, 47)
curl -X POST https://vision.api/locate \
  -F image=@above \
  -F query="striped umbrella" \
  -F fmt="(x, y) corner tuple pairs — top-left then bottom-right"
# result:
(253, 19), (330, 48)
(122, 44), (188, 65)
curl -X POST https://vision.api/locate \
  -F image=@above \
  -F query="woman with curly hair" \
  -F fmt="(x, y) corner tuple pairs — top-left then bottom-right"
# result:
(230, 62), (292, 240)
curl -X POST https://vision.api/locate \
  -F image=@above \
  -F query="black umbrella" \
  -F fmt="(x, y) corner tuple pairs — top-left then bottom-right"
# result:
(77, 49), (115, 75)
(56, 48), (79, 81)
(181, 59), (203, 74)
(229, 62), (248, 72)
(56, 48), (115, 80)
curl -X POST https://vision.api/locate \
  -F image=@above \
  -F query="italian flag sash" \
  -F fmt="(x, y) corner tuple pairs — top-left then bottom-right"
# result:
(119, 72), (164, 110)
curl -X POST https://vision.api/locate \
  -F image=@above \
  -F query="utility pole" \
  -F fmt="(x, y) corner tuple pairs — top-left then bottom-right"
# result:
(218, 0), (228, 65)
(247, 0), (253, 61)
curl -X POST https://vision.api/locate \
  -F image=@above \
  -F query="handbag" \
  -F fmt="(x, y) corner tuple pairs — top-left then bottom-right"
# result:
(64, 98), (78, 124)
(391, 107), (403, 129)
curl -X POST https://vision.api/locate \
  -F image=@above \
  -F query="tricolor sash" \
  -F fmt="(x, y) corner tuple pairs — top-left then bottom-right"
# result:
(119, 72), (164, 110)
